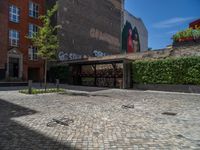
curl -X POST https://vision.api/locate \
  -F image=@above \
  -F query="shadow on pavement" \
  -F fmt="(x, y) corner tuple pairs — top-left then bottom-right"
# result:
(0, 99), (79, 150)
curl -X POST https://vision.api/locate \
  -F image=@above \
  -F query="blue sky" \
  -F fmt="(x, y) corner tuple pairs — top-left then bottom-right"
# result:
(125, 0), (200, 49)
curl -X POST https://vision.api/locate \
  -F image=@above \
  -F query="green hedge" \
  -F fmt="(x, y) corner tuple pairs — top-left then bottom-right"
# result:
(132, 56), (200, 85)
(19, 88), (65, 95)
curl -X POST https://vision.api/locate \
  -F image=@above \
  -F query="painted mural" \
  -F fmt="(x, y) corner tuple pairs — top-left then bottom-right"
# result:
(122, 21), (140, 53)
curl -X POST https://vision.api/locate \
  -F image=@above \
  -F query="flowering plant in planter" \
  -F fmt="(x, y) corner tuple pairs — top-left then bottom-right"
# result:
(173, 28), (200, 43)
(192, 29), (200, 40)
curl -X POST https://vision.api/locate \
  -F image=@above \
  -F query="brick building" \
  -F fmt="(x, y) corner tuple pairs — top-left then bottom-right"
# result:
(54, 0), (124, 61)
(50, 0), (147, 61)
(0, 0), (45, 81)
(0, 0), (148, 83)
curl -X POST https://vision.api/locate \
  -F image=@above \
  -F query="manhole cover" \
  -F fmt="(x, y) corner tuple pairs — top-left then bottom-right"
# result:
(162, 112), (177, 116)
(47, 117), (74, 127)
(122, 104), (134, 109)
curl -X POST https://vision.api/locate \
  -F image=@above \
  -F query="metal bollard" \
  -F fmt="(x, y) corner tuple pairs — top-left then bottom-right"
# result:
(28, 80), (32, 94)
(56, 79), (60, 92)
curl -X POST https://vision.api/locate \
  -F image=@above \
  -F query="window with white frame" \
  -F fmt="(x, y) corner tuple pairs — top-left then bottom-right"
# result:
(29, 24), (38, 37)
(29, 2), (39, 18)
(28, 46), (38, 60)
(9, 5), (20, 23)
(9, 30), (19, 47)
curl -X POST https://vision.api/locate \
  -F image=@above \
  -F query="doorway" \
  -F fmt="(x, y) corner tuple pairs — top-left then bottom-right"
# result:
(28, 68), (40, 82)
(9, 58), (19, 78)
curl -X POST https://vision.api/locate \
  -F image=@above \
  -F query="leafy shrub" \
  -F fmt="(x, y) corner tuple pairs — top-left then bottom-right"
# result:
(19, 88), (65, 94)
(172, 28), (200, 42)
(192, 29), (200, 39)
(132, 56), (200, 85)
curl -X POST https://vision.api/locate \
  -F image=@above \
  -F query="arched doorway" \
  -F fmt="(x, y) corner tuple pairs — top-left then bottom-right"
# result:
(6, 48), (23, 79)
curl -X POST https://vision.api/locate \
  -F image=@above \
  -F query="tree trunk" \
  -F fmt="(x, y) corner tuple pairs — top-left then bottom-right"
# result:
(44, 59), (47, 92)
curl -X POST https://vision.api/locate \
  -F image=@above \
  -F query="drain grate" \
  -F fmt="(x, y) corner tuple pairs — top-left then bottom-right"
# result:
(162, 112), (177, 116)
(47, 117), (74, 127)
(122, 104), (134, 109)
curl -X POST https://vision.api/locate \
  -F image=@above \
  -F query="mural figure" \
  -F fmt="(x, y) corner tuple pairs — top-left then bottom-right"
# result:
(132, 27), (140, 52)
(127, 29), (134, 53)
(122, 21), (140, 53)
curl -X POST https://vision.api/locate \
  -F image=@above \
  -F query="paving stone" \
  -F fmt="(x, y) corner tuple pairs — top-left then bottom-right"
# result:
(0, 89), (200, 149)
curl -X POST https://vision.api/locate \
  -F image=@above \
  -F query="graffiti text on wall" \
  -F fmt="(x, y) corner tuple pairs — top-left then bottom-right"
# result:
(58, 51), (83, 61)
(90, 28), (120, 47)
(93, 50), (109, 57)
(58, 50), (110, 61)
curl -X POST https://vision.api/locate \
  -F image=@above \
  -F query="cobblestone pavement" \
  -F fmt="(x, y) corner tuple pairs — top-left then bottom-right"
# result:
(0, 89), (200, 150)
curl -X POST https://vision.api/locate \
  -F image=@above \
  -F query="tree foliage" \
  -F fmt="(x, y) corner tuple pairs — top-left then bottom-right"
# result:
(29, 4), (60, 60)
(26, 4), (60, 90)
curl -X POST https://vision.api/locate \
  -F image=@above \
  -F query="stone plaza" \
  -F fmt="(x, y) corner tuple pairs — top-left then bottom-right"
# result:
(0, 87), (200, 150)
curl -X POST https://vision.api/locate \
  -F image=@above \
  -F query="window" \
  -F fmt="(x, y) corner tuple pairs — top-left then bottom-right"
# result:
(29, 2), (39, 18)
(29, 24), (38, 37)
(9, 30), (19, 47)
(9, 5), (20, 23)
(28, 46), (38, 60)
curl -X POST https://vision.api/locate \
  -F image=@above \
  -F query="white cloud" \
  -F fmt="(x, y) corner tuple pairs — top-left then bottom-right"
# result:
(153, 17), (196, 28)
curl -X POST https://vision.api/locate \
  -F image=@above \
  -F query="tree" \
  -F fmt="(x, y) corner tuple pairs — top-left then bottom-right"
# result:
(27, 4), (60, 91)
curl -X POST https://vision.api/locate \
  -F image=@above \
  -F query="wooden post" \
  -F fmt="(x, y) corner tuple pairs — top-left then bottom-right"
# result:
(56, 79), (59, 92)
(28, 80), (32, 94)
(112, 63), (116, 88)
(123, 61), (126, 89)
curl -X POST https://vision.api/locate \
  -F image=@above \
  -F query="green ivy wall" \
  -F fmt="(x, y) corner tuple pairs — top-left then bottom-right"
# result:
(132, 56), (200, 85)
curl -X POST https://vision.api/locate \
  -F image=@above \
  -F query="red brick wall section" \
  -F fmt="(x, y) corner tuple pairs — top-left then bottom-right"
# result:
(7, 0), (45, 80)
(0, 0), (8, 69)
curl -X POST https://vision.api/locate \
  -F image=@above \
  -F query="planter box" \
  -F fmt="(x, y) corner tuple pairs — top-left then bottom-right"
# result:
(173, 38), (200, 47)
(133, 84), (200, 94)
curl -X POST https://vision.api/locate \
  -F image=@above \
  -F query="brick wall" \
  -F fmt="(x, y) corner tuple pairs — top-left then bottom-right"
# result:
(0, 0), (45, 81)
(57, 0), (122, 61)
(89, 41), (200, 61)
(0, 0), (8, 79)
(126, 41), (200, 60)
(0, 0), (8, 70)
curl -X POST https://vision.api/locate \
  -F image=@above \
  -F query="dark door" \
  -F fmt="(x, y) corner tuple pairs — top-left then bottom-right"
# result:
(28, 68), (40, 82)
(13, 63), (19, 77)
(9, 58), (19, 78)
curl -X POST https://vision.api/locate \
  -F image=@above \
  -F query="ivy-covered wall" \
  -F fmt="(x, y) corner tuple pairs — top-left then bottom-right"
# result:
(132, 56), (200, 85)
